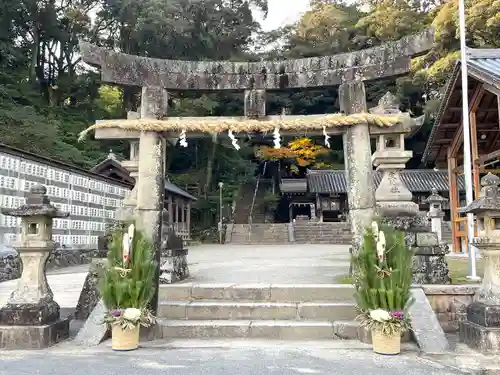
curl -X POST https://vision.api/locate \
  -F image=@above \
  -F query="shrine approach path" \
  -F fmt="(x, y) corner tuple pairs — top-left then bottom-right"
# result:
(0, 244), (350, 315)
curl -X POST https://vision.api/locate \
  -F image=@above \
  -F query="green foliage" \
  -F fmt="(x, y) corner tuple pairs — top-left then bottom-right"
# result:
(99, 226), (157, 310)
(351, 223), (414, 312)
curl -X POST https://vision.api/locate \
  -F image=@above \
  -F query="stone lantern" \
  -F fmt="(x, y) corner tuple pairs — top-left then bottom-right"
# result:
(370, 92), (419, 217)
(425, 188), (447, 243)
(459, 173), (500, 353)
(0, 185), (70, 349)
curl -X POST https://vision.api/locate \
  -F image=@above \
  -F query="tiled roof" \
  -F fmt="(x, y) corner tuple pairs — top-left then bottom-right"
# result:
(165, 180), (197, 201)
(307, 169), (465, 194)
(280, 179), (307, 193)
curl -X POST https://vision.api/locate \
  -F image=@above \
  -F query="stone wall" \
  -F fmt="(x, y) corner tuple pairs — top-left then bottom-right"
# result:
(423, 285), (478, 333)
(0, 248), (93, 283)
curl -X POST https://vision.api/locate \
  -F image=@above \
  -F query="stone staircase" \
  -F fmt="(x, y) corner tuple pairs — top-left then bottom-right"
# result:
(294, 222), (352, 244)
(441, 221), (452, 244)
(233, 183), (256, 224)
(157, 283), (364, 340)
(227, 223), (290, 245)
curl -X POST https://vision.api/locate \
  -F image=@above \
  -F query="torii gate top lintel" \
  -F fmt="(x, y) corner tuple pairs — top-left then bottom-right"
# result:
(79, 29), (434, 90)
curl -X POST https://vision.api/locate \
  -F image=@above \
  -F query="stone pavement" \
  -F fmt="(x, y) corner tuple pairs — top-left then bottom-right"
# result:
(0, 340), (467, 375)
(0, 244), (350, 314)
(185, 244), (350, 283)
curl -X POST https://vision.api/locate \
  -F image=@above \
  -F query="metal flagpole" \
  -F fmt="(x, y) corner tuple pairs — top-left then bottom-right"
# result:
(458, 0), (479, 280)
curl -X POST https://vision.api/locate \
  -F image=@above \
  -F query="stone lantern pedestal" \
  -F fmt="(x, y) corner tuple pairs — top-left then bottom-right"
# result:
(0, 185), (70, 349)
(459, 173), (500, 353)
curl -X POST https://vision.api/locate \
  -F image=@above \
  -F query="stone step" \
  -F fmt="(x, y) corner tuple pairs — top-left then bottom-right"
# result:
(159, 284), (356, 302)
(158, 301), (358, 321)
(158, 319), (361, 340)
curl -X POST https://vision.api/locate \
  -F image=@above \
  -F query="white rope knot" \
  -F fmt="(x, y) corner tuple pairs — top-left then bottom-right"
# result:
(273, 127), (281, 149)
(323, 126), (331, 148)
(228, 130), (240, 150)
(179, 129), (188, 147)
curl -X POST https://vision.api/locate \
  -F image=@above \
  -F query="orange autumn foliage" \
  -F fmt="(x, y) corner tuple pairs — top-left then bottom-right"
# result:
(256, 137), (331, 172)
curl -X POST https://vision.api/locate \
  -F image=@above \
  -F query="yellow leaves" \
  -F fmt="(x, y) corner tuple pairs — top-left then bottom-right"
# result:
(256, 137), (331, 170)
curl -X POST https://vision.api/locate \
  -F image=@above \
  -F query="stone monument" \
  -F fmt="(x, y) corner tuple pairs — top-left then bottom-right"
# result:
(459, 173), (500, 353)
(425, 188), (447, 244)
(0, 185), (70, 349)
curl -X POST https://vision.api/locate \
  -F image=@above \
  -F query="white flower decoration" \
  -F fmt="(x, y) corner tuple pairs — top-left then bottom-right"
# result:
(123, 308), (142, 321)
(376, 231), (386, 260)
(370, 309), (391, 322)
(371, 221), (379, 241)
(122, 232), (130, 264)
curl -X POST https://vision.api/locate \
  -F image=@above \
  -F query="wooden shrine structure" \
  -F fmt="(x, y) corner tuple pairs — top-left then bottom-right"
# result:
(92, 151), (197, 240)
(422, 48), (500, 252)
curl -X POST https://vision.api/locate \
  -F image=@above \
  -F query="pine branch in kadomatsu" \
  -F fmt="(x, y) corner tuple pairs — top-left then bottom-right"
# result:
(352, 222), (414, 313)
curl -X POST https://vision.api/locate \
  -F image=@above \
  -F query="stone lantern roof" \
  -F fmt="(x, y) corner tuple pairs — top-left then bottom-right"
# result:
(1, 185), (69, 218)
(425, 188), (448, 204)
(461, 173), (500, 214)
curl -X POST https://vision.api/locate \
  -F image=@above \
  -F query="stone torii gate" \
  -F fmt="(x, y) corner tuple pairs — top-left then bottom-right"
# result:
(78, 29), (434, 260)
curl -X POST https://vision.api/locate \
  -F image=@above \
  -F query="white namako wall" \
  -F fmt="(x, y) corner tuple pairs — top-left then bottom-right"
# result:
(0, 150), (129, 248)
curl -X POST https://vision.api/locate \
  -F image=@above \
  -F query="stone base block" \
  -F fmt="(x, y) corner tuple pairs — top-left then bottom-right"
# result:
(412, 249), (451, 285)
(459, 320), (500, 353)
(159, 255), (189, 284)
(467, 302), (500, 328)
(0, 300), (60, 325)
(0, 318), (69, 349)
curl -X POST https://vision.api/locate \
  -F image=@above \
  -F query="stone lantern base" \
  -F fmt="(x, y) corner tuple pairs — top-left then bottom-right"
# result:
(0, 300), (69, 349)
(380, 215), (451, 285)
(459, 303), (500, 353)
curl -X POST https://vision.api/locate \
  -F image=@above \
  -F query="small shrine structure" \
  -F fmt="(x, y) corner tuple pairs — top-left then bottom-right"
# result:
(422, 48), (500, 252)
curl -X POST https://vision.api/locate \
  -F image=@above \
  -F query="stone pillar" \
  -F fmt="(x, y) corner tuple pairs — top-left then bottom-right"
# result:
(244, 89), (266, 118)
(339, 82), (376, 253)
(459, 173), (500, 353)
(0, 185), (70, 349)
(425, 188), (447, 243)
(136, 86), (167, 315)
(310, 203), (316, 221)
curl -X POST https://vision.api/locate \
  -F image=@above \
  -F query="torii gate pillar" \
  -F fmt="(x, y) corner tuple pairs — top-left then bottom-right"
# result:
(340, 82), (376, 254)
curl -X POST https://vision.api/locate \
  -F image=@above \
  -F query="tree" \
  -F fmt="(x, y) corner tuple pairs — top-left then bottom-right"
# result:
(256, 137), (337, 176)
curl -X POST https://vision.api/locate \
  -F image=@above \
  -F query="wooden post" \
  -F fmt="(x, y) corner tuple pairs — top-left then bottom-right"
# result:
(448, 152), (460, 253)
(181, 200), (185, 231)
(168, 195), (173, 224)
(186, 202), (191, 238)
(470, 86), (484, 199)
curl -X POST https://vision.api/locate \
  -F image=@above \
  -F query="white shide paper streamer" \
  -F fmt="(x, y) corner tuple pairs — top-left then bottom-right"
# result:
(179, 129), (188, 147)
(228, 130), (240, 150)
(323, 126), (331, 148)
(273, 127), (281, 149)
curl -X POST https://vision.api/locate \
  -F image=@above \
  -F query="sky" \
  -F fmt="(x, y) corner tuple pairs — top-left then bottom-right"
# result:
(255, 0), (311, 31)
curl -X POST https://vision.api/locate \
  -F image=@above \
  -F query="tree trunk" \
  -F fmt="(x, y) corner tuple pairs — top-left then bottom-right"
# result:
(203, 134), (218, 198)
